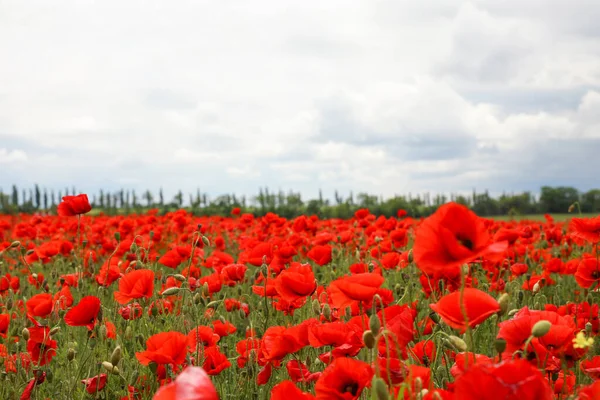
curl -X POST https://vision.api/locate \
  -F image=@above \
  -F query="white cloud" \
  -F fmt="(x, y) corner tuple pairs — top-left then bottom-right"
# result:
(1, 0), (599, 199)
(0, 148), (28, 163)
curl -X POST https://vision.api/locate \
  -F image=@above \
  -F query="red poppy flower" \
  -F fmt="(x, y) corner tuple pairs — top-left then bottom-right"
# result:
(578, 380), (600, 400)
(136, 331), (189, 366)
(275, 263), (316, 304)
(26, 293), (54, 318)
(152, 366), (218, 400)
(307, 245), (332, 266)
(187, 326), (220, 351)
(212, 320), (236, 337)
(27, 326), (57, 366)
(0, 313), (9, 338)
(429, 288), (500, 333)
(81, 374), (107, 394)
(575, 257), (600, 289)
(271, 380), (315, 400)
(570, 216), (600, 244)
(580, 356), (600, 379)
(328, 273), (385, 309)
(201, 346), (231, 375)
(497, 307), (576, 360)
(453, 359), (553, 400)
(114, 269), (155, 304)
(64, 296), (101, 330)
(413, 202), (507, 277)
(315, 357), (373, 400)
(57, 194), (92, 216)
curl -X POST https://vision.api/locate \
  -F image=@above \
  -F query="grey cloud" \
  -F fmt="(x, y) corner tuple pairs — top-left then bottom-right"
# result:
(144, 89), (197, 110)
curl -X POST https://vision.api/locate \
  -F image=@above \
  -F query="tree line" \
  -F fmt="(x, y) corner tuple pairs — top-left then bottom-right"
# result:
(0, 185), (599, 219)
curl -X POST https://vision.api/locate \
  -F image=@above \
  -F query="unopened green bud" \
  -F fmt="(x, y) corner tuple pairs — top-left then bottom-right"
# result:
(202, 236), (210, 247)
(124, 326), (133, 340)
(49, 327), (60, 336)
(114, 232), (121, 242)
(498, 293), (510, 315)
(363, 330), (376, 349)
(102, 361), (120, 375)
(586, 322), (593, 334)
(10, 241), (20, 248)
(407, 249), (413, 263)
(532, 320), (552, 338)
(322, 304), (331, 320)
(372, 376), (390, 400)
(369, 314), (381, 335)
(494, 338), (507, 354)
(110, 346), (122, 366)
(312, 299), (321, 316)
(22, 328), (30, 340)
(65, 348), (76, 363)
(172, 274), (186, 282)
(447, 335), (468, 352)
(161, 287), (181, 296)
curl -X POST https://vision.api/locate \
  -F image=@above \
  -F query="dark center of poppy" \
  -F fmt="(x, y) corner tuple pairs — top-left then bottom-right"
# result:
(592, 270), (600, 279)
(342, 383), (359, 396)
(456, 234), (474, 250)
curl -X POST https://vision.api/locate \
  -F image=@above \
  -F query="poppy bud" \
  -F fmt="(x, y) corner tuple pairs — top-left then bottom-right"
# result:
(161, 287), (181, 296)
(432, 392), (443, 400)
(312, 299), (321, 316)
(67, 348), (76, 361)
(49, 327), (60, 336)
(363, 330), (376, 349)
(531, 320), (552, 338)
(99, 325), (107, 339)
(6, 297), (12, 310)
(370, 315), (381, 335)
(414, 377), (423, 393)
(102, 361), (120, 375)
(130, 370), (139, 385)
(239, 308), (247, 319)
(447, 335), (468, 352)
(172, 274), (186, 282)
(114, 232), (121, 242)
(124, 326), (133, 340)
(22, 328), (30, 340)
(202, 236), (210, 247)
(497, 293), (510, 315)
(429, 311), (440, 324)
(202, 282), (210, 297)
(394, 284), (402, 295)
(586, 322), (593, 334)
(494, 338), (507, 354)
(136, 334), (145, 346)
(10, 241), (20, 248)
(568, 204), (575, 213)
(322, 304), (331, 320)
(372, 376), (390, 400)
(508, 309), (519, 317)
(193, 293), (202, 305)
(111, 346), (122, 366)
(26, 249), (35, 256)
(407, 249), (413, 263)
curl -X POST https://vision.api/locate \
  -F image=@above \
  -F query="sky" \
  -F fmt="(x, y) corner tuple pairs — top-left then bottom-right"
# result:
(1, 0), (600, 203)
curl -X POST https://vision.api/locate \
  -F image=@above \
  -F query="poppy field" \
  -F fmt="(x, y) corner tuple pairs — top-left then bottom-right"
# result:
(2, 194), (600, 400)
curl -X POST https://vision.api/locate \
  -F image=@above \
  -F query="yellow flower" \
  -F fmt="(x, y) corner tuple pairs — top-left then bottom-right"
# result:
(573, 331), (594, 349)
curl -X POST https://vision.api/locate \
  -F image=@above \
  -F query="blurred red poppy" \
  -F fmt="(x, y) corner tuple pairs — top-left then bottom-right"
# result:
(453, 359), (553, 399)
(429, 288), (500, 333)
(315, 357), (373, 400)
(413, 202), (507, 277)
(114, 269), (155, 304)
(57, 194), (92, 216)
(136, 331), (189, 366)
(152, 366), (218, 400)
(64, 296), (101, 330)
(328, 273), (384, 309)
(81, 374), (107, 394)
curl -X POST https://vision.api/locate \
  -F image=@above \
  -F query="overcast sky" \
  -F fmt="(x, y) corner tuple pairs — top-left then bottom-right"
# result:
(2, 1), (600, 202)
